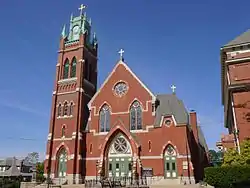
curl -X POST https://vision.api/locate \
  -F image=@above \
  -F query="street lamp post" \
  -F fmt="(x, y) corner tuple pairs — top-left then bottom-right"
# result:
(95, 161), (98, 184)
(233, 129), (240, 153)
(46, 166), (50, 188)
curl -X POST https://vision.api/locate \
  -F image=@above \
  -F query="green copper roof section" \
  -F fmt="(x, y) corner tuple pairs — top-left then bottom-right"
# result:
(67, 12), (92, 41)
(61, 5), (98, 49)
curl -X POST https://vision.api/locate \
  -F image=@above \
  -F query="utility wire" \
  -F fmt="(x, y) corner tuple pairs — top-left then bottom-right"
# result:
(2, 136), (45, 141)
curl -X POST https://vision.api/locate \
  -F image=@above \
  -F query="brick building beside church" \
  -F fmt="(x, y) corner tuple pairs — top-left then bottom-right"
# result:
(218, 29), (250, 152)
(44, 5), (209, 185)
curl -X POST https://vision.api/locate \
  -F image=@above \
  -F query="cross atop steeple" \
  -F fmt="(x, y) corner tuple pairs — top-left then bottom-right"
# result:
(118, 49), (125, 61)
(171, 85), (176, 94)
(78, 4), (86, 15)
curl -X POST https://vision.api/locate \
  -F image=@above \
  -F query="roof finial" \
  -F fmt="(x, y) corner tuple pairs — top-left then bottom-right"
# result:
(78, 4), (86, 16)
(171, 84), (176, 94)
(89, 17), (92, 25)
(61, 24), (66, 38)
(70, 13), (73, 21)
(118, 48), (125, 61)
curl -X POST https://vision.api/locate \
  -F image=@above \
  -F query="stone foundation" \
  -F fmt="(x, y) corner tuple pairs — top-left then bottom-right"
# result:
(85, 176), (98, 180)
(20, 182), (40, 188)
(66, 174), (82, 184)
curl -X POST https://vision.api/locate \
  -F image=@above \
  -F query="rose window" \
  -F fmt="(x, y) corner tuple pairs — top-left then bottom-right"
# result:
(114, 137), (128, 153)
(114, 82), (128, 97)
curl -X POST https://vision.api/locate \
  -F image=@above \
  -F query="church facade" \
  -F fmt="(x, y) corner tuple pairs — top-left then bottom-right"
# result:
(44, 6), (209, 185)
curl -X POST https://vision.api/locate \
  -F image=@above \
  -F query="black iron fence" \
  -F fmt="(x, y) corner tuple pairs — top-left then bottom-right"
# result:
(85, 175), (149, 188)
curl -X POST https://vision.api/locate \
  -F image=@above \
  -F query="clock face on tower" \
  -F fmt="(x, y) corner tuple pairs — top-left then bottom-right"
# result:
(72, 25), (79, 40)
(73, 25), (79, 34)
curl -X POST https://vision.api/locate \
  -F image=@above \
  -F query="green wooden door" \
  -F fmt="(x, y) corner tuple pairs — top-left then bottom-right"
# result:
(164, 156), (177, 179)
(58, 150), (67, 178)
(108, 157), (132, 177)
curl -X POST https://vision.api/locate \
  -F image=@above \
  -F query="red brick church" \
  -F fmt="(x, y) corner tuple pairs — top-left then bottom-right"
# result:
(44, 5), (209, 185)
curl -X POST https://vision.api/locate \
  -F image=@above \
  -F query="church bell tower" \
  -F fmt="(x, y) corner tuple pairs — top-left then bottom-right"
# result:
(45, 4), (98, 184)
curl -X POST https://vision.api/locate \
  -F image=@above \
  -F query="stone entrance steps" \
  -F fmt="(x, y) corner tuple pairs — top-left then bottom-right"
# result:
(62, 185), (85, 188)
(150, 178), (180, 186)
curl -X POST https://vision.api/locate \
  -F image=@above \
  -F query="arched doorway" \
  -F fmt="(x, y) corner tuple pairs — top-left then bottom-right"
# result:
(57, 149), (67, 178)
(107, 134), (133, 178)
(164, 145), (178, 179)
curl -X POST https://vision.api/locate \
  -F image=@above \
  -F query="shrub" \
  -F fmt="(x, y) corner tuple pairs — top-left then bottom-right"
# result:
(204, 166), (250, 188)
(0, 178), (20, 188)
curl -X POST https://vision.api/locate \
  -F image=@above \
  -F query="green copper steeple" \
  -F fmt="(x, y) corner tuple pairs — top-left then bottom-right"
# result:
(67, 4), (91, 41)
(62, 4), (97, 49)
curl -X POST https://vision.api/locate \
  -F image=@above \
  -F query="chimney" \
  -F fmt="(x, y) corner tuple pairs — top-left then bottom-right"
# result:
(189, 110), (199, 142)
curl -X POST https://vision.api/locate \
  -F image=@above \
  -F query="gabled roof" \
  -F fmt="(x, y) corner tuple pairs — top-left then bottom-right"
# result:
(197, 126), (209, 153)
(0, 157), (21, 166)
(224, 29), (250, 47)
(88, 59), (156, 109)
(0, 157), (21, 177)
(154, 94), (189, 126)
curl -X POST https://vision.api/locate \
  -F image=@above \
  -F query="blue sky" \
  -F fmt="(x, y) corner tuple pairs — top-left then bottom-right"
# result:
(0, 0), (249, 160)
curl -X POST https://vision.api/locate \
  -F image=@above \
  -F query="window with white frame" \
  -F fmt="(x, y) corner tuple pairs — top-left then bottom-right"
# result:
(182, 161), (188, 170)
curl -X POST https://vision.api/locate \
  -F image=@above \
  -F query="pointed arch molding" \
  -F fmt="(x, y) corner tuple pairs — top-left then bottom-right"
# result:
(63, 58), (70, 65)
(98, 101), (112, 113)
(71, 56), (77, 63)
(99, 125), (140, 158)
(53, 142), (73, 160)
(161, 141), (179, 156)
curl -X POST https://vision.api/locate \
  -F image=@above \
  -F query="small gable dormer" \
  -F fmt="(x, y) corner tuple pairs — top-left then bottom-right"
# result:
(154, 94), (189, 127)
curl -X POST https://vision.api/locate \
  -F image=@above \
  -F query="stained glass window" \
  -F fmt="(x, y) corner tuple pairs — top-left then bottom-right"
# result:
(130, 101), (142, 130)
(71, 57), (77, 77)
(114, 137), (128, 153)
(166, 145), (175, 156)
(99, 105), (110, 132)
(114, 82), (128, 97)
(63, 59), (69, 79)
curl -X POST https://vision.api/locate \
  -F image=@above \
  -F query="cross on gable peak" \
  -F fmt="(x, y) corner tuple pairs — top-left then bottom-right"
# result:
(118, 48), (125, 61)
(171, 84), (176, 93)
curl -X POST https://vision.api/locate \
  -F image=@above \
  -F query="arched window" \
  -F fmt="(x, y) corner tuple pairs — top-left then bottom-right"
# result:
(63, 101), (68, 116)
(57, 104), (62, 117)
(99, 105), (110, 132)
(165, 145), (176, 156)
(148, 141), (152, 152)
(130, 101), (142, 130)
(70, 57), (77, 77)
(61, 126), (66, 137)
(90, 144), (93, 154)
(63, 59), (69, 79)
(69, 102), (74, 116)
